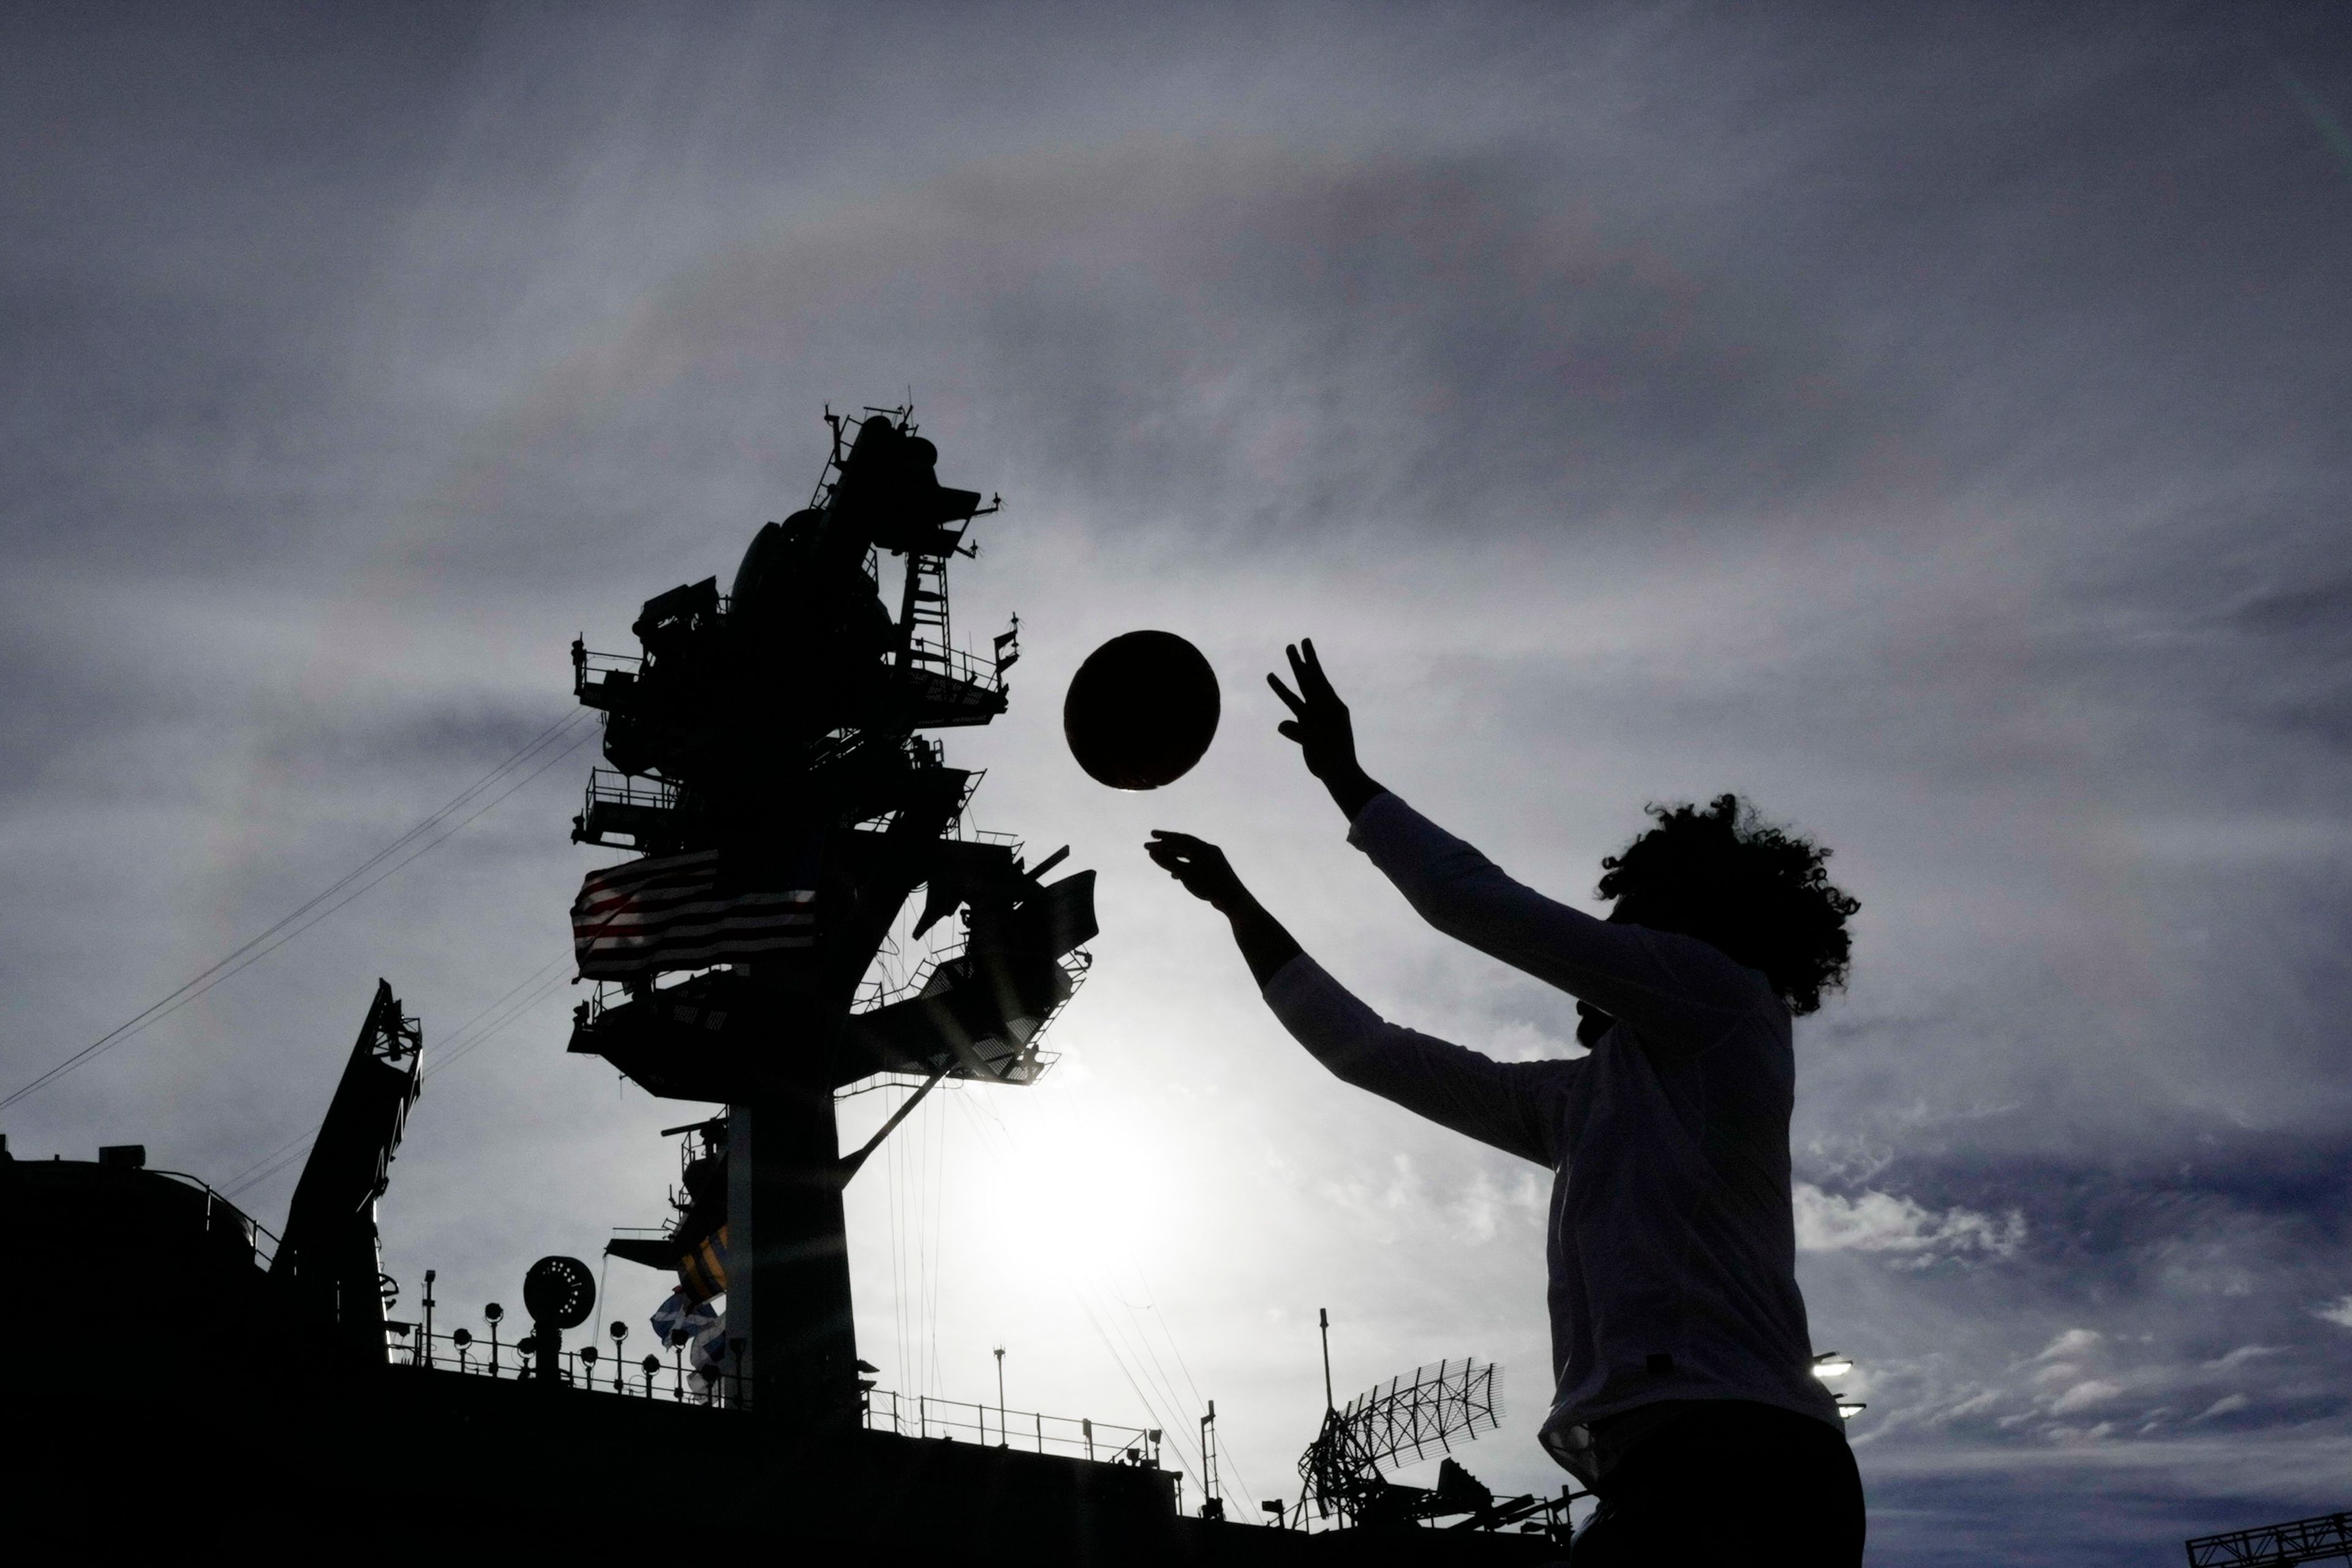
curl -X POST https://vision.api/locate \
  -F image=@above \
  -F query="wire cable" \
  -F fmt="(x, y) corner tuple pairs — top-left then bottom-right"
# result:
(963, 1087), (1258, 1508)
(1117, 1264), (1262, 1510)
(216, 951), (577, 1201)
(946, 1092), (1226, 1504)
(0, 709), (595, 1115)
(421, 957), (575, 1082)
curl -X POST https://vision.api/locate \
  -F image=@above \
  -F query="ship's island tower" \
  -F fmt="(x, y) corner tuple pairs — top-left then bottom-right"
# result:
(565, 410), (1095, 1428)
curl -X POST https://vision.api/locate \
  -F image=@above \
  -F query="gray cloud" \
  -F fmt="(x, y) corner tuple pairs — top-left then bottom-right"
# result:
(4, 4), (2349, 1558)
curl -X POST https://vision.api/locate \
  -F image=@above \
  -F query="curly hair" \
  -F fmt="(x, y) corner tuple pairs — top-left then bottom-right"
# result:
(1596, 794), (1860, 1017)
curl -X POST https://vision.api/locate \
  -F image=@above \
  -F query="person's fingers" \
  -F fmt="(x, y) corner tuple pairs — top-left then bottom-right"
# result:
(1276, 720), (1302, 742)
(1267, 671), (1306, 717)
(1299, 637), (1337, 703)
(1287, 639), (1339, 707)
(1145, 847), (1202, 885)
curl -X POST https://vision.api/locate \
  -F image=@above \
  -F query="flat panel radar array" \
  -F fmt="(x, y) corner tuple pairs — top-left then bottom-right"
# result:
(562, 409), (1096, 1423)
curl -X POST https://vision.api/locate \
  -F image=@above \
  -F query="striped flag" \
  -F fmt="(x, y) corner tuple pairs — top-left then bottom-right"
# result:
(651, 1286), (718, 1346)
(572, 850), (814, 979)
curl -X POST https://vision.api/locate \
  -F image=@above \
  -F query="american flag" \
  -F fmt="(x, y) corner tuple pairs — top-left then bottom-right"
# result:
(571, 849), (815, 979)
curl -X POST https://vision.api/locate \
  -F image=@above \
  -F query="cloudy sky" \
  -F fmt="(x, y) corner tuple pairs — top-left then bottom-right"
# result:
(6, 3), (2351, 1559)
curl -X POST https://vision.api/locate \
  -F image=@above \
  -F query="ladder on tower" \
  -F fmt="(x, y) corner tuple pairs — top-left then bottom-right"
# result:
(899, 548), (953, 670)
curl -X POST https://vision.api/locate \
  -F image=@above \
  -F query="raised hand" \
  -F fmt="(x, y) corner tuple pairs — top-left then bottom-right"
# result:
(1267, 638), (1383, 819)
(1145, 829), (1304, 986)
(1145, 830), (1250, 913)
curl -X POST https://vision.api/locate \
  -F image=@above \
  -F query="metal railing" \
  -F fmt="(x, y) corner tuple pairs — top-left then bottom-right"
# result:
(854, 931), (970, 1012)
(385, 1325), (746, 1407)
(380, 1329), (1172, 1481)
(574, 769), (696, 849)
(571, 644), (644, 709)
(903, 635), (1003, 693)
(150, 1169), (281, 1270)
(582, 769), (680, 813)
(862, 1388), (1166, 1471)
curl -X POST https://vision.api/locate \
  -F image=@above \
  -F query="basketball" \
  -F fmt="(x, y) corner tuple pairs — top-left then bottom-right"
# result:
(1063, 630), (1221, 790)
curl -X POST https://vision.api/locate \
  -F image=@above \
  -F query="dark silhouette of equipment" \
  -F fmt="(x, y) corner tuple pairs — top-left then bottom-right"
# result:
(566, 407), (1095, 1425)
(2186, 1511), (2352, 1566)
(522, 1255), (595, 1383)
(269, 979), (421, 1364)
(1298, 1309), (1510, 1531)
(1063, 629), (1221, 790)
(1198, 1398), (1227, 1521)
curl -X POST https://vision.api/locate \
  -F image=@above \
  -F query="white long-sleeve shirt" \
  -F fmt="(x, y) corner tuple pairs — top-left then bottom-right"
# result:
(1261, 792), (1842, 1478)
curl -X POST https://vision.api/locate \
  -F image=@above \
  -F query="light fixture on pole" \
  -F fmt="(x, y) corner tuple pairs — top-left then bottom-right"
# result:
(1811, 1351), (1865, 1420)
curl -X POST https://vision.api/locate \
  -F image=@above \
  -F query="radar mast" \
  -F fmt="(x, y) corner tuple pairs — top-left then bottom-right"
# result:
(565, 408), (1095, 1423)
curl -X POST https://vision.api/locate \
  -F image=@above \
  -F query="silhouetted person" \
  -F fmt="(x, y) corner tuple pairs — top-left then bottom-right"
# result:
(1148, 639), (1865, 1566)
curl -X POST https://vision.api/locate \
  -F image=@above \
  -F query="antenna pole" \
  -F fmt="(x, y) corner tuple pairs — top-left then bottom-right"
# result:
(1319, 1307), (1335, 1413)
(1200, 1398), (1223, 1520)
(994, 1346), (1006, 1446)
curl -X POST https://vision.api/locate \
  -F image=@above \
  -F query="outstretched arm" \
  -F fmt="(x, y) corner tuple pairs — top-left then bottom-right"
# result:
(1262, 956), (1573, 1167)
(1349, 797), (1765, 1055)
(1145, 830), (1572, 1166)
(1266, 639), (1765, 1055)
